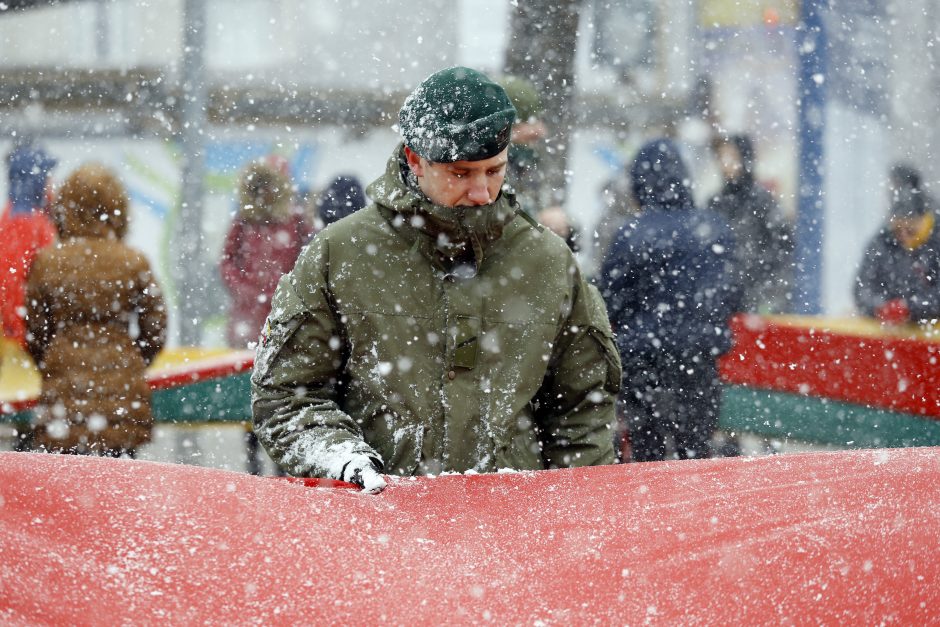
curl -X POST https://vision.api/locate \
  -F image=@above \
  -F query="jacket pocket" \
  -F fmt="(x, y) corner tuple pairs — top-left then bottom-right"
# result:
(587, 326), (623, 394)
(253, 285), (308, 381)
(583, 284), (622, 393)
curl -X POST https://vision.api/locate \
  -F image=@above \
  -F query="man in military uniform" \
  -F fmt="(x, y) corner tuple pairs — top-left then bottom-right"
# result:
(251, 67), (621, 493)
(498, 74), (548, 215)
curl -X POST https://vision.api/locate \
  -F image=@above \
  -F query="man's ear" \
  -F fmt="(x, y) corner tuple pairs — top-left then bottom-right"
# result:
(404, 146), (425, 177)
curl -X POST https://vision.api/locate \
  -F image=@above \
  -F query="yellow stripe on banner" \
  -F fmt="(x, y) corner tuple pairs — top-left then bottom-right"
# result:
(1, 338), (238, 405)
(0, 338), (40, 404)
(762, 315), (940, 343)
(149, 346), (235, 370)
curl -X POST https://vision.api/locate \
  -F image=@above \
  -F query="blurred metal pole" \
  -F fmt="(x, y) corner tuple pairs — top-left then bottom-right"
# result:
(94, 0), (109, 62)
(176, 0), (207, 345)
(504, 0), (582, 206)
(795, 0), (827, 315)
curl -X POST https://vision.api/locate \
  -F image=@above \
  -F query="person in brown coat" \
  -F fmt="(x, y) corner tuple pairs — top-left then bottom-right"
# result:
(25, 163), (167, 457)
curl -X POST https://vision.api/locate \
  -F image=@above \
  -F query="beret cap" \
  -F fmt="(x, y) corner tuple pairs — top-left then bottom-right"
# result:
(399, 66), (516, 163)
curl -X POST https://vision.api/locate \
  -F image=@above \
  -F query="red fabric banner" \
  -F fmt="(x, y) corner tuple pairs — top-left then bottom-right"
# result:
(1, 449), (938, 623)
(720, 314), (940, 418)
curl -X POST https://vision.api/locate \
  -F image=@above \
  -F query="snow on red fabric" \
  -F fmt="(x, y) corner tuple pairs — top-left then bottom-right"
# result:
(0, 449), (938, 624)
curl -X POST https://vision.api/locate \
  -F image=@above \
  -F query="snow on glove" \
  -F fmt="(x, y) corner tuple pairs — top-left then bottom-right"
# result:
(875, 298), (910, 325)
(341, 456), (387, 494)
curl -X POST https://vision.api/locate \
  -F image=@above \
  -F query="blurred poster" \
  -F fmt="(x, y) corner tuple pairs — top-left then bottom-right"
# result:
(700, 0), (798, 27)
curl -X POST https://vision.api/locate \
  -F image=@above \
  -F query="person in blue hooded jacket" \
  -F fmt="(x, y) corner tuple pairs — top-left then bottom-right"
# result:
(1, 139), (58, 347)
(600, 138), (742, 462)
(316, 174), (367, 227)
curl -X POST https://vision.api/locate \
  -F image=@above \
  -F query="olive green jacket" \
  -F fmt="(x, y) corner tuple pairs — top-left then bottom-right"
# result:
(251, 147), (621, 479)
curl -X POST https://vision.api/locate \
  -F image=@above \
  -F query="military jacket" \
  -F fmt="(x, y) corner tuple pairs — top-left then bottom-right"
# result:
(251, 148), (620, 479)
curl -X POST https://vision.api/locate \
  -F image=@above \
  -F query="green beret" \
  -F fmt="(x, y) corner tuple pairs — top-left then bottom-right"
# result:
(399, 66), (516, 163)
(497, 75), (542, 123)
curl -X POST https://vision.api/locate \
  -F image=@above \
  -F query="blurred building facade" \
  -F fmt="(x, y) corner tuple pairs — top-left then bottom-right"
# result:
(1, 0), (939, 322)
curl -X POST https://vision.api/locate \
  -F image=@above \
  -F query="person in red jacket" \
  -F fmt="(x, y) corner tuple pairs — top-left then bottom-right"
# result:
(220, 159), (312, 348)
(1, 140), (58, 347)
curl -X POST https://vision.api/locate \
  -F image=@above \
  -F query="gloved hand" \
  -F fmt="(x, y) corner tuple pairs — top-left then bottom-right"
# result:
(341, 456), (387, 494)
(875, 298), (910, 325)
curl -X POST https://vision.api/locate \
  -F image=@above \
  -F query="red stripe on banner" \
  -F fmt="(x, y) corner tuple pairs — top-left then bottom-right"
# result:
(146, 350), (254, 390)
(719, 314), (940, 419)
(278, 476), (358, 489)
(1, 398), (35, 413)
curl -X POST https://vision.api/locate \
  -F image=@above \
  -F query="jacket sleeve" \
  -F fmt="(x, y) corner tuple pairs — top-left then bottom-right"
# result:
(534, 270), (621, 469)
(762, 191), (794, 271)
(219, 222), (244, 293)
(694, 221), (743, 356)
(133, 258), (167, 366)
(853, 238), (885, 317)
(907, 244), (940, 321)
(250, 236), (382, 478)
(24, 256), (51, 366)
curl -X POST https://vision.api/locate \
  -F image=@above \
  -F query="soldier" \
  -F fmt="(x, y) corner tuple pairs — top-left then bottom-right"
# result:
(498, 74), (548, 215)
(251, 67), (621, 493)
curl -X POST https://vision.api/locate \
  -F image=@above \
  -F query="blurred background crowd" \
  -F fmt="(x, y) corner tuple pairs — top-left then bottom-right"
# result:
(2, 0), (940, 469)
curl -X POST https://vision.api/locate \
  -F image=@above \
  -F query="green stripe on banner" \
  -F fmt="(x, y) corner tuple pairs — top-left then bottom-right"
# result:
(4, 373), (251, 428)
(5, 410), (31, 426)
(721, 385), (940, 448)
(151, 372), (252, 423)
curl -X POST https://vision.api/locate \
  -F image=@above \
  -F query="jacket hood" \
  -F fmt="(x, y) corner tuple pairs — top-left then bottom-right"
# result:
(366, 143), (519, 268)
(630, 138), (695, 211)
(54, 163), (128, 240)
(318, 174), (366, 226)
(7, 143), (56, 215)
(238, 162), (292, 222)
(889, 162), (930, 219)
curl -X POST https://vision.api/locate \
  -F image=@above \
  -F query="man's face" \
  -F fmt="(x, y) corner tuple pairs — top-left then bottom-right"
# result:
(405, 146), (508, 208)
(717, 143), (743, 181)
(891, 214), (930, 249)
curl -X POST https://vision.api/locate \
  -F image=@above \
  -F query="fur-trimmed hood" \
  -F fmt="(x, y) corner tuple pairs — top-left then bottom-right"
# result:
(238, 162), (292, 222)
(54, 163), (128, 240)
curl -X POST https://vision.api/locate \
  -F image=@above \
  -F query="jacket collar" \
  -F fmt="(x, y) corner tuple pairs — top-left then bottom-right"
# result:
(367, 143), (520, 272)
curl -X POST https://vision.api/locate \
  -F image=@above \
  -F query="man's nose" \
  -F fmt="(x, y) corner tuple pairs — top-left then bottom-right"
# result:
(466, 175), (491, 205)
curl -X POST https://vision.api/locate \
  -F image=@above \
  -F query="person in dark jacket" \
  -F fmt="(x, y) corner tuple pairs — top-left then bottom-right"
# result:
(600, 138), (742, 462)
(708, 134), (793, 313)
(854, 163), (940, 324)
(316, 174), (367, 227)
(499, 76), (584, 253)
